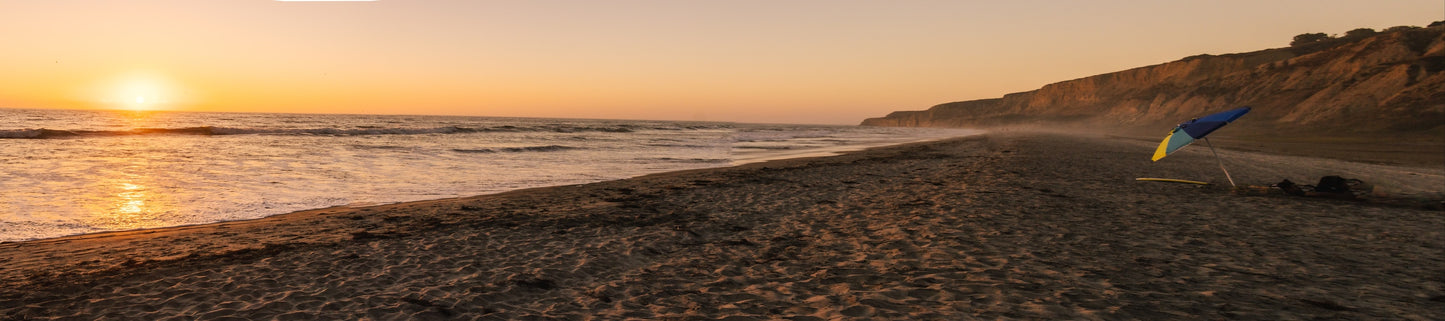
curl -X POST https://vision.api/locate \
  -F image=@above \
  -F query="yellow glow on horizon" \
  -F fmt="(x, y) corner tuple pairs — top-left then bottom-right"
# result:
(98, 72), (182, 111)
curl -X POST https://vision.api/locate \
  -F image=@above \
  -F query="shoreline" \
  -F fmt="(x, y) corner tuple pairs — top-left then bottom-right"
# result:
(3, 132), (1442, 319)
(0, 131), (982, 244)
(1, 131), (986, 245)
(0, 123), (976, 244)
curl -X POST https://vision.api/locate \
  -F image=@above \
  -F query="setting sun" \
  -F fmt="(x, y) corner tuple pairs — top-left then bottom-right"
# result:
(102, 72), (179, 111)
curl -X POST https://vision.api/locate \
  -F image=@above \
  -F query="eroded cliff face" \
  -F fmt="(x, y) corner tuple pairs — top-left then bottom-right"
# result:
(863, 26), (1445, 138)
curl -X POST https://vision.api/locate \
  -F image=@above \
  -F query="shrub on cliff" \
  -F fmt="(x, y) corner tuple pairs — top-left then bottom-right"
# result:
(1384, 25), (1421, 32)
(1290, 33), (1332, 47)
(1343, 28), (1377, 39)
(1288, 32), (1343, 55)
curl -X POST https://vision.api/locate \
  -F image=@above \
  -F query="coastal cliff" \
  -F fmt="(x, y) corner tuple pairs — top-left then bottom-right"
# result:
(862, 24), (1445, 139)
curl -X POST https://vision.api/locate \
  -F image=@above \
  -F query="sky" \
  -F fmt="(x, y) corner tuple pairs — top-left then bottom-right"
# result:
(1, 1), (1440, 124)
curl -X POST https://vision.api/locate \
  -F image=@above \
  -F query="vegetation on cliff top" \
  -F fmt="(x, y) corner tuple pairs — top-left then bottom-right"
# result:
(1290, 22), (1443, 55)
(862, 21), (1445, 141)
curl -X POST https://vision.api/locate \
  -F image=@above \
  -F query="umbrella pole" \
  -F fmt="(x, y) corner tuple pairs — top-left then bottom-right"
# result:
(1204, 137), (1236, 187)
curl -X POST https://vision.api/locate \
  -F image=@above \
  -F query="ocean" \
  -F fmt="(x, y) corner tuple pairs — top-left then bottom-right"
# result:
(0, 108), (978, 242)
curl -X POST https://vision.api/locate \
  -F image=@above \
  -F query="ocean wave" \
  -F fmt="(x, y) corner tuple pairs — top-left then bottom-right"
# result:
(0, 128), (77, 139)
(650, 157), (730, 163)
(643, 143), (716, 148)
(0, 125), (661, 139)
(350, 144), (410, 150)
(734, 127), (839, 142)
(734, 145), (795, 150)
(451, 145), (579, 153)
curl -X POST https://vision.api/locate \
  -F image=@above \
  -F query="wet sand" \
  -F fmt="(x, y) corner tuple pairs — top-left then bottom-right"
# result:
(2, 132), (1442, 320)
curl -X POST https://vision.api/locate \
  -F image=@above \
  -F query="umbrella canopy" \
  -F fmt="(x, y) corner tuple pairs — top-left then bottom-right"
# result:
(1151, 107), (1251, 161)
(1149, 106), (1251, 187)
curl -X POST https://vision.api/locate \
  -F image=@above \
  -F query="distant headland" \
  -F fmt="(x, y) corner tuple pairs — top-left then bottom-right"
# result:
(862, 22), (1445, 141)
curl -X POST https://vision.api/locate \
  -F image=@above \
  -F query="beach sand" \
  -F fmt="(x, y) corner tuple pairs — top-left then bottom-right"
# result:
(2, 132), (1442, 320)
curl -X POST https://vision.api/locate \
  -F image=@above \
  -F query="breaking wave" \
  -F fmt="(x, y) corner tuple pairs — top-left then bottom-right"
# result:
(451, 145), (579, 153)
(650, 157), (731, 163)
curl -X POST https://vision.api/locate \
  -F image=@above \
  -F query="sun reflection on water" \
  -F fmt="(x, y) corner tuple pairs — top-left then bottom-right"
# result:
(85, 170), (169, 230)
(82, 130), (180, 231)
(117, 182), (146, 215)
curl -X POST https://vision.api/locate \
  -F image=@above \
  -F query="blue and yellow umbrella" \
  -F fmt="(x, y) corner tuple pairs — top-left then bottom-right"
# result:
(1151, 107), (1251, 186)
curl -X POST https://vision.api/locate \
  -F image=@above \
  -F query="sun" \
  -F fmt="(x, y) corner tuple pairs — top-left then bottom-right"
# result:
(127, 95), (153, 110)
(117, 81), (166, 111)
(99, 72), (180, 111)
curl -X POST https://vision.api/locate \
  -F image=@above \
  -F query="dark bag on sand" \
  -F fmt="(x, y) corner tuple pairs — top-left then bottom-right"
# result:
(1277, 179), (1306, 196)
(1275, 176), (1364, 199)
(1315, 176), (1351, 194)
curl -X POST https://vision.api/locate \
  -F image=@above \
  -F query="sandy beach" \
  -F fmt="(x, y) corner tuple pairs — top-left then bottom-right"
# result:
(2, 132), (1442, 320)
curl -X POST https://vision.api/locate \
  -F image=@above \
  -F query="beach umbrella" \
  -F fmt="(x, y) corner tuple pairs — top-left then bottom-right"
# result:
(1151, 106), (1251, 187)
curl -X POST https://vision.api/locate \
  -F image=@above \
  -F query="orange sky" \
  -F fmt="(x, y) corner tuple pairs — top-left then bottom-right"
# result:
(1, 0), (1440, 124)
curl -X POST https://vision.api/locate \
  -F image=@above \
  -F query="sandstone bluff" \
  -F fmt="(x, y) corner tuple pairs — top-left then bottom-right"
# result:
(862, 24), (1445, 140)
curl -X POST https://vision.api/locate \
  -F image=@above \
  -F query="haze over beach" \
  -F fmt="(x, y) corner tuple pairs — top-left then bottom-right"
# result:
(2, 0), (1441, 124)
(4, 1), (1445, 320)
